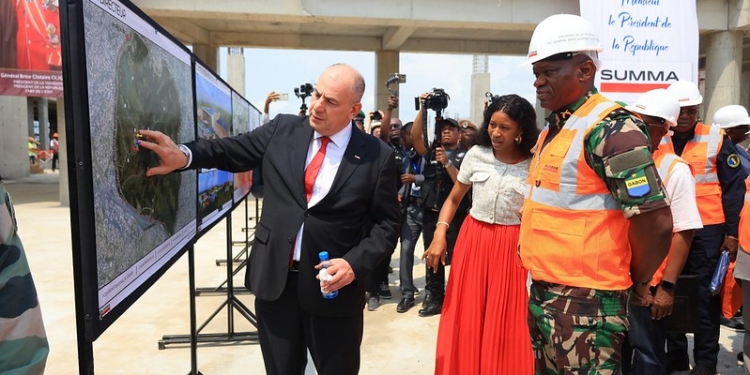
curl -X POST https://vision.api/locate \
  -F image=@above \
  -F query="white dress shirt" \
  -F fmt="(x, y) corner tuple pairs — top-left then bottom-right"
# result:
(292, 124), (353, 260)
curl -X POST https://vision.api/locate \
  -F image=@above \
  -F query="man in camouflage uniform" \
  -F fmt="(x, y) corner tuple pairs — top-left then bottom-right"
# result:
(518, 14), (673, 374)
(0, 172), (49, 374)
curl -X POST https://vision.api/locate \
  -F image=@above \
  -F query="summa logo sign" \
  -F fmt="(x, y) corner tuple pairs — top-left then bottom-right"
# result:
(600, 69), (679, 93)
(601, 69), (679, 82)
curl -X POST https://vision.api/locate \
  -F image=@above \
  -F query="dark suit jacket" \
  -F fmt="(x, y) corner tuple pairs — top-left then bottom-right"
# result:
(186, 114), (400, 317)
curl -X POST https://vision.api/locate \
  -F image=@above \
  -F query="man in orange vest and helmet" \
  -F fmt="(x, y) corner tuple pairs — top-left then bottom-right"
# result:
(621, 89), (703, 374)
(519, 14), (674, 374)
(663, 81), (747, 375)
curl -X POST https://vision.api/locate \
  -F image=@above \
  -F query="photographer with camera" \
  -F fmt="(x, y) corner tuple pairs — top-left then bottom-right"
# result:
(410, 90), (470, 317)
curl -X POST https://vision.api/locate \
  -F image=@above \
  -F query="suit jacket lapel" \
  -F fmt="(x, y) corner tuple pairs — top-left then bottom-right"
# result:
(288, 117), (313, 207)
(325, 124), (368, 199)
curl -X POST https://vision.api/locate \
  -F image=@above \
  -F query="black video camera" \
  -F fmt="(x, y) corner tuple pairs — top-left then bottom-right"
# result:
(294, 83), (314, 99)
(415, 88), (450, 117)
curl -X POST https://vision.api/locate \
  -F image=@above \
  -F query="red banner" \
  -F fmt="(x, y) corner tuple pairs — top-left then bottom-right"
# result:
(0, 0), (63, 97)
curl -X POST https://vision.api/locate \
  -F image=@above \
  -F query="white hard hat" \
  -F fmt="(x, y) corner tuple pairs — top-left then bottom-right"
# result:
(666, 80), (703, 107)
(625, 89), (680, 127)
(524, 14), (603, 65)
(712, 105), (750, 129)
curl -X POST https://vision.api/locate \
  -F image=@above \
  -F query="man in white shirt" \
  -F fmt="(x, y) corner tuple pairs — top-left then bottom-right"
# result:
(623, 89), (703, 374)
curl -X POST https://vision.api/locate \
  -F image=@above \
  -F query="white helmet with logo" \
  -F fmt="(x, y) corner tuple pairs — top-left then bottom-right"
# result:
(525, 14), (603, 65)
(712, 105), (750, 129)
(625, 89), (680, 127)
(666, 80), (703, 107)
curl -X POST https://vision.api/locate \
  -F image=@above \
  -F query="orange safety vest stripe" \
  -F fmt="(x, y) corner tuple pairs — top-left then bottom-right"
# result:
(660, 123), (724, 225)
(520, 94), (632, 290)
(739, 177), (750, 253)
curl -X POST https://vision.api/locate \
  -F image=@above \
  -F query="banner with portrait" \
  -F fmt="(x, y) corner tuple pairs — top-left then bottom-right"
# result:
(579, 0), (699, 104)
(0, 0), (63, 97)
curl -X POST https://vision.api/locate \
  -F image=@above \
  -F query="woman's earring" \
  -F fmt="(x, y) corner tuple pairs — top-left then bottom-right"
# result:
(515, 134), (522, 145)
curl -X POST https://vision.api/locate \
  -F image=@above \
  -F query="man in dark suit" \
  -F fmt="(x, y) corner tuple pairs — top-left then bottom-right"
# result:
(139, 63), (400, 375)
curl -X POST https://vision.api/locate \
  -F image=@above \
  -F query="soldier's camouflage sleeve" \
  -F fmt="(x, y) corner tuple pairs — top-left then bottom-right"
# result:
(0, 180), (49, 375)
(584, 109), (669, 219)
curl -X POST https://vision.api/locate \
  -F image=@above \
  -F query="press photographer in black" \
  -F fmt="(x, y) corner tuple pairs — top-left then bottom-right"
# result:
(410, 90), (470, 317)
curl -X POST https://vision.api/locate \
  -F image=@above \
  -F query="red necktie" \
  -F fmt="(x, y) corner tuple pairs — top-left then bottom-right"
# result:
(304, 136), (331, 202)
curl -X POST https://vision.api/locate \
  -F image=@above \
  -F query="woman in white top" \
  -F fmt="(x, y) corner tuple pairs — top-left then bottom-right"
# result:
(424, 94), (539, 375)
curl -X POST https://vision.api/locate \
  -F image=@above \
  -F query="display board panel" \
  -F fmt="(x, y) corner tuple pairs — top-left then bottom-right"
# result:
(232, 90), (252, 203)
(195, 61), (234, 232)
(63, 0), (197, 340)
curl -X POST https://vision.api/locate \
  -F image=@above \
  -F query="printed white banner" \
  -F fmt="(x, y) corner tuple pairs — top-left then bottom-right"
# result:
(579, 0), (698, 104)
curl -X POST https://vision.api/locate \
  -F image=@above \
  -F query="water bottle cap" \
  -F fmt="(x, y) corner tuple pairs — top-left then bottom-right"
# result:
(318, 251), (330, 261)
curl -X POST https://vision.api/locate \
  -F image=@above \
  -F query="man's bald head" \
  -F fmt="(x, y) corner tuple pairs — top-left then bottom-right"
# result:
(324, 63), (366, 104)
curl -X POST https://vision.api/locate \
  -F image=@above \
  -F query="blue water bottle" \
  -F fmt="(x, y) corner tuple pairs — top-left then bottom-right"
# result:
(318, 251), (338, 299)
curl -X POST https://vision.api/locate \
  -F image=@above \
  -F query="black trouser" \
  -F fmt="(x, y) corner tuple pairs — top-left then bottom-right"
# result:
(666, 224), (724, 372)
(367, 256), (390, 297)
(255, 272), (363, 375)
(422, 209), (464, 303)
(51, 151), (58, 171)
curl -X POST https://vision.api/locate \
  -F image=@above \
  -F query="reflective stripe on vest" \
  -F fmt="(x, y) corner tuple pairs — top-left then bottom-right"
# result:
(739, 177), (750, 253)
(660, 123), (724, 225)
(520, 94), (632, 290)
(650, 150), (691, 285)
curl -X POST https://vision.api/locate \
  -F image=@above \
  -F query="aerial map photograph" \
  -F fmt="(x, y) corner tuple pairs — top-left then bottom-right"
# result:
(83, 0), (197, 300)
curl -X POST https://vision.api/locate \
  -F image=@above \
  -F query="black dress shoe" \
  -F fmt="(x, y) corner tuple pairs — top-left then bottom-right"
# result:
(421, 293), (432, 308)
(379, 282), (392, 299)
(418, 300), (442, 317)
(720, 316), (744, 331)
(396, 297), (415, 313)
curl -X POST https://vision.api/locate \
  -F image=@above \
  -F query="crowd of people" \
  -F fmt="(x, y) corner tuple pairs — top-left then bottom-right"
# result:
(229, 13), (750, 375)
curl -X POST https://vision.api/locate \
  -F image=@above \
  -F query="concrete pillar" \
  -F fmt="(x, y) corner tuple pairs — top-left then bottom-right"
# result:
(227, 47), (245, 96)
(535, 98), (547, 130)
(57, 98), (68, 206)
(375, 50), (400, 118)
(741, 72), (750, 110)
(193, 44), (219, 72)
(0, 96), (30, 179)
(38, 98), (49, 150)
(470, 72), (490, 125)
(703, 31), (743, 124)
(27, 98), (34, 140)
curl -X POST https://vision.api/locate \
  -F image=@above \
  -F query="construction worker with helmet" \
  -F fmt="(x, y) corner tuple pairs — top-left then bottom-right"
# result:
(735, 172), (750, 375)
(50, 132), (59, 172)
(713, 105), (750, 173)
(519, 13), (673, 374)
(716, 104), (750, 374)
(662, 81), (747, 375)
(621, 89), (703, 374)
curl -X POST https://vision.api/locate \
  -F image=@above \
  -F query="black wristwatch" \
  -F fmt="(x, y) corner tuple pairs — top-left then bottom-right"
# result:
(659, 280), (676, 293)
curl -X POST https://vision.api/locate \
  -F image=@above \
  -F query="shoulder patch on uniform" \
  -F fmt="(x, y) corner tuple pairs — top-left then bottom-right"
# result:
(624, 170), (650, 198)
(727, 153), (741, 169)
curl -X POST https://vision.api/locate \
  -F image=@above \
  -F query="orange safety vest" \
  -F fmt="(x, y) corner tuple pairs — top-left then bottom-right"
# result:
(519, 94), (632, 290)
(660, 123), (725, 225)
(649, 150), (692, 286)
(739, 177), (750, 253)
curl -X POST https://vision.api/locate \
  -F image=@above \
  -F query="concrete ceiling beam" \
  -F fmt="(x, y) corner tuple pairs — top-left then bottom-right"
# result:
(382, 26), (417, 50)
(211, 32), (382, 51)
(154, 17), (210, 45)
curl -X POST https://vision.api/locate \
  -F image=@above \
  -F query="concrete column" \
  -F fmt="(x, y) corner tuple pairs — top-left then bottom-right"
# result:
(193, 44), (219, 72)
(470, 72), (490, 125)
(375, 50), (399, 118)
(27, 98), (34, 139)
(227, 47), (245, 96)
(535, 98), (547, 130)
(742, 71), (750, 110)
(57, 98), (68, 206)
(703, 31), (743, 124)
(38, 98), (49, 150)
(0, 96), (30, 179)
